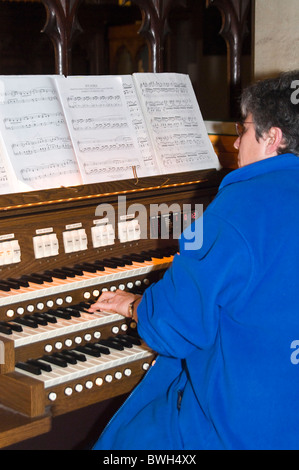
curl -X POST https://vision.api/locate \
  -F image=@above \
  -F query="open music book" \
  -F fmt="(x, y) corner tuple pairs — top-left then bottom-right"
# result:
(0, 73), (220, 194)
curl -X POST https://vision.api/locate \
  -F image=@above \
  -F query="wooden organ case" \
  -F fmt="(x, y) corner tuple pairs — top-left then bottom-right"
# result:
(0, 0), (246, 451)
(0, 152), (236, 448)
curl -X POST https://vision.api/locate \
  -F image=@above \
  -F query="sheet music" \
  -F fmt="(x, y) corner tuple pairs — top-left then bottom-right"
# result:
(0, 150), (12, 194)
(120, 75), (161, 176)
(54, 75), (143, 184)
(132, 73), (220, 174)
(0, 75), (82, 192)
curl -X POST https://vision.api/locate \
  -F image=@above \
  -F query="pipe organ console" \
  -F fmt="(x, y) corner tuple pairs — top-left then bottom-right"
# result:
(0, 131), (236, 448)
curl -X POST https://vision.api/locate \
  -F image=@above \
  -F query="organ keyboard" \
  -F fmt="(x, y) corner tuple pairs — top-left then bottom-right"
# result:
(0, 130), (237, 448)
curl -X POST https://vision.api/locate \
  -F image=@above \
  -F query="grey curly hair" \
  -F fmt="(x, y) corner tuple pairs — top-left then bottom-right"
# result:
(240, 70), (299, 156)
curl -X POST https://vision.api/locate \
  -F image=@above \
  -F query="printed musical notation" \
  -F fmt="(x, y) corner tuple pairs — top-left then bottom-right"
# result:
(55, 75), (143, 184)
(4, 112), (65, 131)
(0, 158), (10, 194)
(20, 159), (79, 183)
(0, 86), (58, 106)
(121, 75), (161, 176)
(155, 133), (205, 150)
(150, 115), (198, 131)
(161, 151), (212, 168)
(11, 136), (73, 156)
(83, 159), (141, 178)
(138, 80), (189, 97)
(67, 93), (122, 109)
(77, 136), (135, 154)
(72, 116), (129, 131)
(132, 73), (219, 174)
(0, 73), (219, 194)
(0, 75), (82, 192)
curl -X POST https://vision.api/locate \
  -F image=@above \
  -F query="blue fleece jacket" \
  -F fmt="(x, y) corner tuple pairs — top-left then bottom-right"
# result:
(93, 153), (299, 450)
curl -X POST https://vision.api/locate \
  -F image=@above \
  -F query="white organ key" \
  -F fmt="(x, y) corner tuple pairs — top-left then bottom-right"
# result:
(5, 311), (123, 347)
(16, 345), (152, 388)
(0, 257), (173, 308)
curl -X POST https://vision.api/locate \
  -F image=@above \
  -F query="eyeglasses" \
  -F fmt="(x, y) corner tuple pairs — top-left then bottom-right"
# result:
(235, 121), (254, 138)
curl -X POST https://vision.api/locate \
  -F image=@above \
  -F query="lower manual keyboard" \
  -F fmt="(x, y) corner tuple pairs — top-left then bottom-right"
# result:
(0, 254), (174, 310)
(5, 309), (123, 348)
(11, 335), (155, 416)
(16, 341), (152, 389)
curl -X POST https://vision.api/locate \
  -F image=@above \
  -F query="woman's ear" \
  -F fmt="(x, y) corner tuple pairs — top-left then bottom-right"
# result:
(265, 127), (284, 155)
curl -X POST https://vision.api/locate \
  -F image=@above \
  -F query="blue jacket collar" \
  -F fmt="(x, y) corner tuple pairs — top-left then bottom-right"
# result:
(219, 153), (299, 190)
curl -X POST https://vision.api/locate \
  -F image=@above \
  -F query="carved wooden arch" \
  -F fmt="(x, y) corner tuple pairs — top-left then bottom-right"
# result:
(41, 0), (84, 76)
(206, 0), (251, 117)
(122, 0), (187, 73)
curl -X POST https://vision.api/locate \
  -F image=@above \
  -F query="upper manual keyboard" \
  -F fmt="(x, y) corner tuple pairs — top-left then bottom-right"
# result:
(0, 249), (176, 320)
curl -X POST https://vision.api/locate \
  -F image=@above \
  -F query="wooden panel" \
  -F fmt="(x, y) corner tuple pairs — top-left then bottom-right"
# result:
(0, 372), (45, 417)
(0, 338), (15, 374)
(48, 352), (156, 416)
(209, 134), (238, 169)
(0, 405), (51, 448)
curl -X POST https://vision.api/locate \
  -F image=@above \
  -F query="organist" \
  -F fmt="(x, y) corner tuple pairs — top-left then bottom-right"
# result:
(89, 71), (299, 450)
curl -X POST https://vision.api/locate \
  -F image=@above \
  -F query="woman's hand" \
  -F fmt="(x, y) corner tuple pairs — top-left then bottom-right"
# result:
(88, 289), (142, 319)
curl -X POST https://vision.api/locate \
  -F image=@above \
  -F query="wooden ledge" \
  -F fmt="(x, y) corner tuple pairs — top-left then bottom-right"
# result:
(0, 405), (51, 448)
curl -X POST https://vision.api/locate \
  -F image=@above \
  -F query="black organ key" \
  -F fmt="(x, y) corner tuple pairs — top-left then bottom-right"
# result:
(32, 272), (53, 283)
(84, 262), (100, 271)
(47, 309), (72, 320)
(63, 307), (81, 318)
(121, 256), (137, 264)
(102, 259), (118, 269)
(40, 313), (57, 324)
(122, 334), (141, 346)
(97, 339), (124, 351)
(16, 362), (41, 375)
(110, 257), (128, 266)
(44, 269), (66, 280)
(79, 301), (92, 308)
(21, 274), (44, 285)
(139, 251), (154, 261)
(147, 249), (164, 259)
(75, 346), (101, 357)
(92, 343), (110, 355)
(30, 315), (48, 326)
(0, 282), (11, 292)
(54, 268), (76, 278)
(76, 302), (92, 312)
(2, 321), (23, 332)
(0, 279), (20, 290)
(102, 258), (123, 268)
(92, 261), (105, 271)
(0, 324), (12, 335)
(62, 266), (84, 276)
(113, 335), (133, 348)
(68, 303), (85, 312)
(166, 247), (177, 256)
(14, 316), (39, 328)
(27, 359), (52, 372)
(75, 263), (97, 273)
(62, 350), (86, 362)
(41, 355), (68, 367)
(164, 247), (175, 256)
(123, 254), (145, 262)
(8, 277), (29, 288)
(126, 328), (140, 338)
(54, 352), (77, 365)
